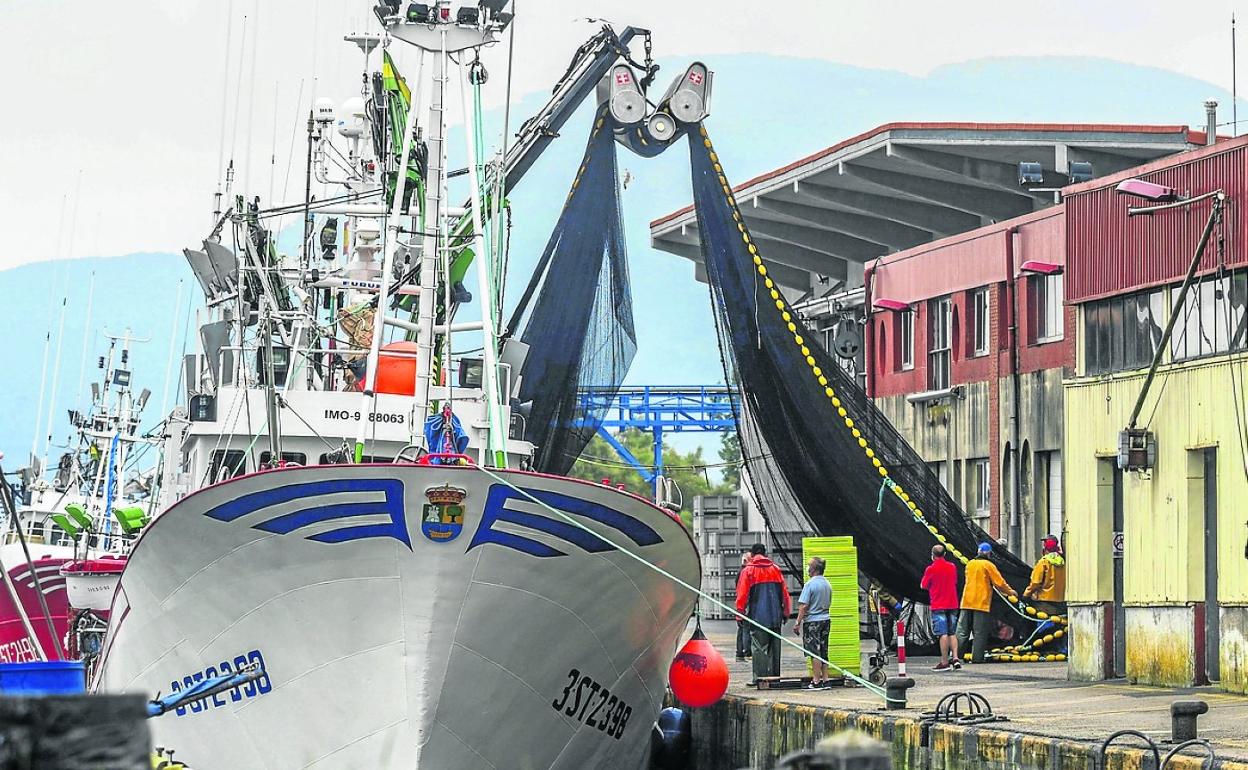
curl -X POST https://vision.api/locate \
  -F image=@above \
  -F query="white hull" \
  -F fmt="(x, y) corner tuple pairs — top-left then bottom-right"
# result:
(95, 464), (700, 769)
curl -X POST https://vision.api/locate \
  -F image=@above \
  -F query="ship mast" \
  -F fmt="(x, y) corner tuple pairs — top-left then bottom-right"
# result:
(357, 2), (512, 464)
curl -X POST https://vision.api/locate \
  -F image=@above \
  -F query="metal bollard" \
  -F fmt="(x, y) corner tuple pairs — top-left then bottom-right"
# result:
(885, 676), (915, 710)
(1170, 700), (1208, 742)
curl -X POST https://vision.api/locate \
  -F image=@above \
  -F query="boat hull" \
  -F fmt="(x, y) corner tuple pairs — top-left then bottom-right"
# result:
(94, 464), (700, 769)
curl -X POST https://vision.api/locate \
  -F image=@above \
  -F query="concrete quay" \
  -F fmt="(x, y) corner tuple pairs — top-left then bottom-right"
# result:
(687, 620), (1248, 770)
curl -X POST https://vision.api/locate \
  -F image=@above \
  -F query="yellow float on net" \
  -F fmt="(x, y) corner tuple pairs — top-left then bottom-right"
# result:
(1042, 634), (1054, 643)
(865, 448), (875, 459)
(818, 376), (828, 386)
(805, 355), (816, 366)
(1053, 629), (1064, 638)
(936, 534), (947, 544)
(857, 438), (867, 448)
(788, 323), (798, 333)
(1037, 611), (1049, 620)
(914, 503), (922, 513)
(825, 387), (835, 398)
(775, 300), (785, 310)
(877, 467), (888, 477)
(851, 428), (861, 438)
(794, 335), (804, 345)
(781, 311), (790, 322)
(1025, 606), (1037, 616)
(871, 457), (881, 468)
(845, 418), (855, 429)
(833, 398), (843, 409)
(813, 366), (823, 377)
(1055, 654), (1067, 661)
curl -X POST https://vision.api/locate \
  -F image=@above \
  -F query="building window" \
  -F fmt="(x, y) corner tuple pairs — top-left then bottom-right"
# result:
(1171, 272), (1248, 362)
(971, 288), (989, 357)
(926, 460), (949, 492)
(972, 458), (991, 515)
(1039, 451), (1063, 538)
(899, 310), (914, 371)
(929, 296), (951, 390)
(1084, 287), (1166, 375)
(1033, 273), (1064, 343)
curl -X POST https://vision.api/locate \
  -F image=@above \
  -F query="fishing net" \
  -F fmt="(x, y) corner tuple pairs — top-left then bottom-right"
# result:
(687, 124), (1036, 634)
(508, 110), (637, 474)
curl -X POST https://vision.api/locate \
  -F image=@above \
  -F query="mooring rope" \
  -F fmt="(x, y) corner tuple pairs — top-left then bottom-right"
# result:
(469, 463), (902, 703)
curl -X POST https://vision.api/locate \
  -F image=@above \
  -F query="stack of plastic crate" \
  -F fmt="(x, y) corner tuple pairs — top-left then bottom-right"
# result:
(800, 536), (861, 677)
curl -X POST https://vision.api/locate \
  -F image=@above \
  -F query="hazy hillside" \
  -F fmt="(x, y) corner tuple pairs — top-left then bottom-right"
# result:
(1, 53), (1240, 467)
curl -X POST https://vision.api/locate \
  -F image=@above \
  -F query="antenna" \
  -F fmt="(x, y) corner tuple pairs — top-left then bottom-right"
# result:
(1234, 14), (1239, 137)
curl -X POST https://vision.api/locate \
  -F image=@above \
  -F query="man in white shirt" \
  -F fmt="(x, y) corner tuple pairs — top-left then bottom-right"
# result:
(792, 556), (832, 689)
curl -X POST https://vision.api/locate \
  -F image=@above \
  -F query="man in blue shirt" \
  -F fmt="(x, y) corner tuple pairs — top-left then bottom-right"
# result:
(792, 556), (833, 689)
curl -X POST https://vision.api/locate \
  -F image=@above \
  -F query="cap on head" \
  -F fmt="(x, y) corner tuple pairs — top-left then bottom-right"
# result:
(977, 542), (993, 555)
(750, 542), (767, 556)
(1042, 535), (1060, 553)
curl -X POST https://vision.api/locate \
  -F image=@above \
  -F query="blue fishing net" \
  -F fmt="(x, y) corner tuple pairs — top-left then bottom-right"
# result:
(508, 110), (637, 474)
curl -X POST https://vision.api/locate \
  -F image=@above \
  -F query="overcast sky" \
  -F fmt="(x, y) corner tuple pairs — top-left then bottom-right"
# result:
(2, 0), (1245, 270)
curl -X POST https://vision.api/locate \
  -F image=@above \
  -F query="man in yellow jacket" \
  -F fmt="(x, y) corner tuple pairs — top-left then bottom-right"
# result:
(1025, 535), (1066, 615)
(955, 542), (1017, 663)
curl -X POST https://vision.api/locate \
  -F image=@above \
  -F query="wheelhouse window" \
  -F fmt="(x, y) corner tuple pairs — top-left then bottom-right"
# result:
(258, 451), (308, 468)
(928, 296), (951, 390)
(208, 450), (247, 483)
(1033, 273), (1064, 343)
(971, 288), (990, 357)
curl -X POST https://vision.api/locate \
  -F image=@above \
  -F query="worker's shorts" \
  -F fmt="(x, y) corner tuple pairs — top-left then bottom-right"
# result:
(802, 620), (830, 660)
(931, 609), (959, 637)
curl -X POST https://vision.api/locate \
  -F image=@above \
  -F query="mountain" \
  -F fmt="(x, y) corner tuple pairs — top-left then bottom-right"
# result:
(1, 53), (1241, 467)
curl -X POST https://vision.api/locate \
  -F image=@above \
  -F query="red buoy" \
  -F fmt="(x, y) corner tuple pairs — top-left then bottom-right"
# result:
(668, 623), (729, 708)
(370, 341), (419, 395)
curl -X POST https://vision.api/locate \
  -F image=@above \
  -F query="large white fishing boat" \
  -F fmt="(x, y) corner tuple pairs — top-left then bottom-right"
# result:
(91, 2), (713, 766)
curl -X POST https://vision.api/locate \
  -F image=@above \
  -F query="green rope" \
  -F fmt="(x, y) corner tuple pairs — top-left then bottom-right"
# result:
(876, 477), (896, 513)
(469, 463), (901, 703)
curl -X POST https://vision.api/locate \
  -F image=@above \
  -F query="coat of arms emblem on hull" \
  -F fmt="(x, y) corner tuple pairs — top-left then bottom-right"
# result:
(421, 485), (466, 543)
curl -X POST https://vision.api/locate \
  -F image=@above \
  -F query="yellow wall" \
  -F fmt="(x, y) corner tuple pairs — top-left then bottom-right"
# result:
(1064, 356), (1248, 606)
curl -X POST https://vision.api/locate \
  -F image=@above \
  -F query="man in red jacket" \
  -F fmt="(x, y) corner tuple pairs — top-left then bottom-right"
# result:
(920, 544), (961, 671)
(736, 543), (792, 683)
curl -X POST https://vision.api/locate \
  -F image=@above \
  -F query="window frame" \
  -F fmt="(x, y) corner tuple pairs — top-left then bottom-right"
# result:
(972, 458), (991, 514)
(971, 288), (990, 357)
(899, 309), (914, 371)
(1034, 273), (1064, 343)
(928, 296), (952, 390)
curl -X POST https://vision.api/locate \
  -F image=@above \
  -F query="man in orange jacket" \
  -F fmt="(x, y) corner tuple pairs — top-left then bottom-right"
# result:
(955, 542), (1017, 663)
(1025, 535), (1066, 615)
(736, 543), (792, 683)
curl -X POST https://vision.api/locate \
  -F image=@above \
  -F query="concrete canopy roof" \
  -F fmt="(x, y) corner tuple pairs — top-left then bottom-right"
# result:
(650, 122), (1206, 295)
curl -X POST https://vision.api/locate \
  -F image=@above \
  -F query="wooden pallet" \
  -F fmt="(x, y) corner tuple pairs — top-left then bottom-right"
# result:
(753, 675), (849, 690)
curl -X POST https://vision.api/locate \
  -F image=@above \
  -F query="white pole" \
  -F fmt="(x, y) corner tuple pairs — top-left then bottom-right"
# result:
(159, 282), (185, 422)
(40, 294), (70, 475)
(459, 63), (505, 467)
(74, 272), (97, 409)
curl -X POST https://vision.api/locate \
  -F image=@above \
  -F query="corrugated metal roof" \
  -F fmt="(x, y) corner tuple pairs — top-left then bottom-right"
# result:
(1065, 137), (1248, 303)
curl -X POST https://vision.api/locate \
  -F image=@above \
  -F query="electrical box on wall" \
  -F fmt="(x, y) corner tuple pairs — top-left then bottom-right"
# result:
(1117, 428), (1156, 471)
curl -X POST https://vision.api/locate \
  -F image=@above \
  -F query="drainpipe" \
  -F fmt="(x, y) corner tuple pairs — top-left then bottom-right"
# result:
(1205, 99), (1218, 146)
(1006, 227), (1023, 551)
